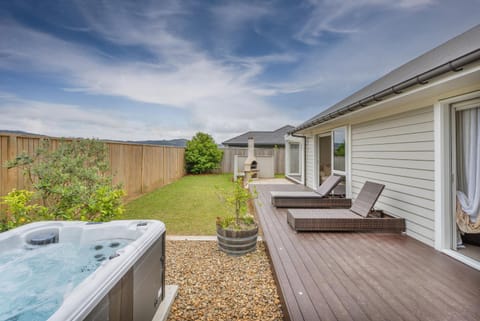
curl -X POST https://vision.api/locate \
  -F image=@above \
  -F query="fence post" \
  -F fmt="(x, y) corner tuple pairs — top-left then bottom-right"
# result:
(6, 135), (18, 193)
(141, 145), (145, 194)
(273, 147), (277, 174)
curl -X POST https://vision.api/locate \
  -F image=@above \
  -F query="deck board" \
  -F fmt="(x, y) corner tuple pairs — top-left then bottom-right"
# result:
(253, 184), (480, 321)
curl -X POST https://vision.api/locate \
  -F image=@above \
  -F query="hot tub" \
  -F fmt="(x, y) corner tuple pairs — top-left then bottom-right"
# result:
(0, 220), (166, 321)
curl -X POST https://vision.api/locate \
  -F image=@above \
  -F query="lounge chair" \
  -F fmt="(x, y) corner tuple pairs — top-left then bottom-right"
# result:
(287, 181), (406, 233)
(270, 175), (352, 208)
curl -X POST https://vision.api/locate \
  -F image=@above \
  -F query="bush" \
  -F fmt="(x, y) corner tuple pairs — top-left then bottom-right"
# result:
(2, 138), (125, 230)
(185, 132), (223, 174)
(0, 189), (48, 231)
(334, 142), (345, 157)
(216, 177), (257, 230)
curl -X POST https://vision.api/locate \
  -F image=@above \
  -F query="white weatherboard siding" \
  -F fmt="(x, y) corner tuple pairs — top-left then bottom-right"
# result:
(351, 106), (435, 246)
(305, 136), (315, 189)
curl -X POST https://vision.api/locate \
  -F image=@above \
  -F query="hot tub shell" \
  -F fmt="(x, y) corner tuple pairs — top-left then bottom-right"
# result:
(0, 220), (166, 321)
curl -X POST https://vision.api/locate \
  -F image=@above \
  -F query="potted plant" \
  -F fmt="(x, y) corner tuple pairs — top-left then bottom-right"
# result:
(216, 177), (258, 256)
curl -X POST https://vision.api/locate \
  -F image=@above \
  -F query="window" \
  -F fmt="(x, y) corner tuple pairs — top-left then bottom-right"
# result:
(332, 128), (346, 174)
(289, 142), (300, 174)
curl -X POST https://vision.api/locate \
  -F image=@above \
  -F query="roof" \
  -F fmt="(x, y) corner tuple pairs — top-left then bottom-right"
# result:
(222, 125), (295, 147)
(294, 24), (480, 132)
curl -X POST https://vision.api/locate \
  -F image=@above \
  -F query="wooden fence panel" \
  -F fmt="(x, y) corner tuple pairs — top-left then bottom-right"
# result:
(109, 143), (144, 197)
(0, 136), (9, 198)
(142, 145), (162, 191)
(0, 134), (185, 200)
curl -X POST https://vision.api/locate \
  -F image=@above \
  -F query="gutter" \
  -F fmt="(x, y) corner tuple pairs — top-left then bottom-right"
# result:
(290, 133), (307, 186)
(292, 48), (480, 133)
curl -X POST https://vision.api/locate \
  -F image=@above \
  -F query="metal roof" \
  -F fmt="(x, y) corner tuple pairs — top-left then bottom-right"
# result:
(222, 125), (295, 147)
(294, 24), (480, 133)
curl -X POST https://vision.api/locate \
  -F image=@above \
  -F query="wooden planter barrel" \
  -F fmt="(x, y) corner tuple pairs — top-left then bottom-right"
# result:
(216, 224), (258, 256)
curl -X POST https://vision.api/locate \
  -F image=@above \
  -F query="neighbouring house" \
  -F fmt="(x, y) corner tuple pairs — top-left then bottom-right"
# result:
(286, 24), (480, 269)
(220, 125), (294, 177)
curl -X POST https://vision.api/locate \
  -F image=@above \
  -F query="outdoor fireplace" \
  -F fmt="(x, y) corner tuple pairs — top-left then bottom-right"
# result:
(244, 137), (259, 182)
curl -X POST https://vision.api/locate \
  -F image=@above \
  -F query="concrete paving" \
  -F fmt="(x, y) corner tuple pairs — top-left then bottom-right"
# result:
(167, 235), (263, 241)
(166, 235), (217, 241)
(249, 178), (293, 185)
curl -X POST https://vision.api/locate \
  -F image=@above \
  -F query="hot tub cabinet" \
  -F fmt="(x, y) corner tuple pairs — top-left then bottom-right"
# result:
(85, 230), (165, 321)
(0, 220), (166, 321)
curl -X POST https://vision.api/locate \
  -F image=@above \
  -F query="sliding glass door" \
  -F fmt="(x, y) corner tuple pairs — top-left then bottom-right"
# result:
(317, 127), (347, 195)
(452, 99), (480, 260)
(318, 135), (331, 185)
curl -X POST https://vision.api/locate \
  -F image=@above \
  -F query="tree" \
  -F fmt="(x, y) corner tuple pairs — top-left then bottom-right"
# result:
(216, 177), (256, 228)
(185, 132), (223, 174)
(334, 142), (345, 157)
(4, 138), (125, 226)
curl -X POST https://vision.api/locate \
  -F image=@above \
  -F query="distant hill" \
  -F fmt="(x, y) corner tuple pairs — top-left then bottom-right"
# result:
(0, 130), (188, 147)
(0, 130), (46, 137)
(130, 139), (188, 147)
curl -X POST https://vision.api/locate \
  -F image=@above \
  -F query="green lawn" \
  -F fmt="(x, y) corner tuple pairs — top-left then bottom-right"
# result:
(120, 174), (232, 235)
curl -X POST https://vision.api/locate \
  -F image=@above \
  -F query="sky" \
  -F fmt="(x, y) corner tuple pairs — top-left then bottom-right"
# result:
(0, 1), (479, 143)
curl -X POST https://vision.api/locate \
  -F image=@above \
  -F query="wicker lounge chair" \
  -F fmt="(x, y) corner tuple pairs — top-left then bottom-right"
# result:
(287, 181), (405, 233)
(270, 175), (352, 208)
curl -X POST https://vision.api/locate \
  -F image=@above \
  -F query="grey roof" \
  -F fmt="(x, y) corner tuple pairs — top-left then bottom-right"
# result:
(222, 125), (295, 147)
(295, 24), (480, 132)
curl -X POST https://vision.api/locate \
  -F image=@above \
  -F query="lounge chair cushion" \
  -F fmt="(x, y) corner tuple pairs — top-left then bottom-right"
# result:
(270, 174), (342, 201)
(287, 208), (405, 232)
(270, 191), (325, 199)
(288, 208), (355, 219)
(315, 175), (342, 197)
(349, 181), (385, 217)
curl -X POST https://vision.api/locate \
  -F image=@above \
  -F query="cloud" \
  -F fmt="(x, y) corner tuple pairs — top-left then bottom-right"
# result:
(210, 2), (272, 32)
(190, 93), (295, 136)
(270, 0), (478, 116)
(296, 0), (436, 45)
(1, 0), (477, 144)
(0, 5), (296, 141)
(0, 93), (297, 143)
(0, 94), (194, 141)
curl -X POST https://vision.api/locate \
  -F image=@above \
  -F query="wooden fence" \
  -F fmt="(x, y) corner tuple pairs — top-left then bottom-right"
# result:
(218, 146), (285, 174)
(0, 134), (185, 200)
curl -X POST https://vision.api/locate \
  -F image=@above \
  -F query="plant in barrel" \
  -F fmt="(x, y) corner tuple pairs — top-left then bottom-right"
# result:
(216, 178), (258, 256)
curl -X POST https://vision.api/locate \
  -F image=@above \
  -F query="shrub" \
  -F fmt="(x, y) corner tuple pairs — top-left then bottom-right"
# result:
(185, 132), (223, 174)
(3, 138), (125, 228)
(0, 189), (48, 232)
(334, 142), (345, 157)
(83, 186), (125, 222)
(216, 178), (257, 230)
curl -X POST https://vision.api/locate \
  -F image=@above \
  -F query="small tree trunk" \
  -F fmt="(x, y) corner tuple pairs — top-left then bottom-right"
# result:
(235, 199), (240, 226)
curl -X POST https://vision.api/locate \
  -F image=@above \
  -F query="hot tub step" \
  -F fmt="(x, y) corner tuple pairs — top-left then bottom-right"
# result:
(151, 285), (179, 321)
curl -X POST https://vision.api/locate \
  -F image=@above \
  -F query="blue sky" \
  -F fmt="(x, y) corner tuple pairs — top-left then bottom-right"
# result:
(0, 0), (479, 143)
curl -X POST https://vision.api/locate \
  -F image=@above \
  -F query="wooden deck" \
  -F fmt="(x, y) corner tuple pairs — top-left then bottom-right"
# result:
(253, 184), (480, 321)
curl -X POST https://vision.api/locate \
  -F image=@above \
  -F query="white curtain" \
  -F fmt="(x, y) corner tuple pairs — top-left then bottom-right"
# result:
(457, 106), (480, 223)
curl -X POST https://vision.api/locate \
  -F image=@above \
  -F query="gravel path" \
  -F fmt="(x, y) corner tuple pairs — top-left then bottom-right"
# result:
(166, 240), (284, 321)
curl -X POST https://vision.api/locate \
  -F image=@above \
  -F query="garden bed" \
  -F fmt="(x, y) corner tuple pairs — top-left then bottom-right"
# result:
(166, 240), (283, 321)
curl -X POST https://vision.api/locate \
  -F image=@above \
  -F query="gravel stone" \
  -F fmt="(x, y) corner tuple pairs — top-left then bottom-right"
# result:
(166, 240), (284, 321)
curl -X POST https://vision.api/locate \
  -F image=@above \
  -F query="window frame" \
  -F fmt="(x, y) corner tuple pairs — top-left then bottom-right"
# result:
(287, 141), (301, 175)
(331, 126), (347, 177)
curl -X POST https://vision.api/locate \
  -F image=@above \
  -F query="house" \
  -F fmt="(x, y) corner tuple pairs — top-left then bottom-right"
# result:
(222, 125), (294, 148)
(219, 125), (294, 176)
(285, 24), (480, 269)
